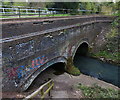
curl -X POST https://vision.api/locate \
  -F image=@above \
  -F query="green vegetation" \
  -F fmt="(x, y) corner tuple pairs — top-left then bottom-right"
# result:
(92, 27), (119, 65)
(66, 57), (81, 76)
(77, 83), (119, 98)
(1, 2), (119, 16)
(92, 51), (119, 63)
(0, 14), (70, 19)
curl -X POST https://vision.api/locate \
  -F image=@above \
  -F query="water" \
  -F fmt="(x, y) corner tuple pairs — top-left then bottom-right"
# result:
(74, 56), (120, 87)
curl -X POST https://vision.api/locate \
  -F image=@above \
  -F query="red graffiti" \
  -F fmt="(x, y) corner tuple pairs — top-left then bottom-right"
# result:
(39, 57), (45, 65)
(36, 59), (39, 66)
(6, 56), (47, 79)
(32, 60), (35, 68)
(8, 67), (19, 79)
(31, 56), (46, 69)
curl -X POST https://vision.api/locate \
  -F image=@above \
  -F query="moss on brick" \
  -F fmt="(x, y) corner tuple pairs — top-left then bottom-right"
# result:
(66, 57), (80, 76)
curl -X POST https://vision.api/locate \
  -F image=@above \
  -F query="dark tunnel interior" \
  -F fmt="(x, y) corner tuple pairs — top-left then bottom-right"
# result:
(74, 42), (89, 56)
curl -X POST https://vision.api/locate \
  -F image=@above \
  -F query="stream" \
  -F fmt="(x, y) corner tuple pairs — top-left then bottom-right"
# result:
(74, 56), (120, 88)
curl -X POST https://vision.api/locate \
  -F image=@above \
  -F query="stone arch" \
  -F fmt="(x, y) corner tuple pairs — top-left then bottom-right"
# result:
(20, 57), (66, 91)
(65, 41), (90, 76)
(26, 62), (65, 91)
(72, 41), (90, 60)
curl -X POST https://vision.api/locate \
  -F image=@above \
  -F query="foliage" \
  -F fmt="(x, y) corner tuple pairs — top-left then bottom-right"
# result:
(2, 2), (13, 7)
(66, 57), (81, 76)
(117, 1), (120, 16)
(77, 83), (119, 98)
(1, 2), (119, 16)
(102, 2), (120, 16)
(51, 2), (79, 10)
(92, 27), (120, 65)
(12, 2), (28, 7)
(28, 2), (46, 8)
(47, 2), (79, 15)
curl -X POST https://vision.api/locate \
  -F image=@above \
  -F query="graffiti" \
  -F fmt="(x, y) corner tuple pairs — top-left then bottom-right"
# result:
(17, 65), (27, 79)
(31, 56), (45, 69)
(7, 67), (19, 79)
(17, 56), (47, 79)
(7, 56), (47, 79)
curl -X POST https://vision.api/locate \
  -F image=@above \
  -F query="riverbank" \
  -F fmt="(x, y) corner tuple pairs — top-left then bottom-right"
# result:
(51, 73), (119, 99)
(90, 24), (119, 66)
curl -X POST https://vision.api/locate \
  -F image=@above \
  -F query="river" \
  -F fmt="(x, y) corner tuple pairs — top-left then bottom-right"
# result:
(74, 55), (120, 87)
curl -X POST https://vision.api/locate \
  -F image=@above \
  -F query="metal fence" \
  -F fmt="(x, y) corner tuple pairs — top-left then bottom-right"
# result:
(0, 5), (95, 18)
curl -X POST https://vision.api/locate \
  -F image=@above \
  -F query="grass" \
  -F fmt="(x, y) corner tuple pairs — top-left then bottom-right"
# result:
(0, 14), (70, 19)
(77, 83), (119, 98)
(92, 51), (119, 63)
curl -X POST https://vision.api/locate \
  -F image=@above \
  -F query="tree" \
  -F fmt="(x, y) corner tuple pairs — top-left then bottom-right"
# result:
(27, 2), (46, 8)
(48, 2), (79, 14)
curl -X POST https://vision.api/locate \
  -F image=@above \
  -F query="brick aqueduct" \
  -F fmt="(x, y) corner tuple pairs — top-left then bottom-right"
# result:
(1, 15), (115, 92)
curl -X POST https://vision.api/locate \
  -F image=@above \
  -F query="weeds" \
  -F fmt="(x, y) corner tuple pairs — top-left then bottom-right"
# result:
(66, 57), (81, 76)
(91, 27), (119, 65)
(77, 83), (119, 98)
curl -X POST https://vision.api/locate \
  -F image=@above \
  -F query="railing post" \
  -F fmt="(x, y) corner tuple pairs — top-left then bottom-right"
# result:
(38, 8), (40, 17)
(26, 8), (28, 14)
(16, 8), (18, 14)
(62, 9), (64, 14)
(3, 8), (5, 14)
(52, 8), (54, 16)
(18, 7), (20, 18)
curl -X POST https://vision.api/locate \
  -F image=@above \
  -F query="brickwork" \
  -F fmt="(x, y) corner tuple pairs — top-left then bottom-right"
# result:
(1, 15), (114, 91)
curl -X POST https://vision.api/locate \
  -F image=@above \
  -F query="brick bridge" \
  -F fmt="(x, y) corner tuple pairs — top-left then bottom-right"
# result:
(1, 15), (115, 92)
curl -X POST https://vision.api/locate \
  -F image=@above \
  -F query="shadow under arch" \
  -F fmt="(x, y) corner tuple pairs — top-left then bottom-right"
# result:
(25, 62), (65, 92)
(73, 42), (89, 63)
(76, 42), (89, 56)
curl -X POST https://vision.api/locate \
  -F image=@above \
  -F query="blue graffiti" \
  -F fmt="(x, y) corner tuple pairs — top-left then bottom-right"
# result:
(17, 56), (47, 79)
(17, 65), (26, 79)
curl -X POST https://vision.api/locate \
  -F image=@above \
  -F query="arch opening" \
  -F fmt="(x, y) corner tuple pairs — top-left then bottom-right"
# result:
(25, 62), (65, 92)
(73, 42), (89, 63)
(51, 62), (65, 74)
(75, 42), (89, 56)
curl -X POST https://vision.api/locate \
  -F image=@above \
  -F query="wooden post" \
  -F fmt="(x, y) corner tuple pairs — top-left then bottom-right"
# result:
(41, 88), (44, 97)
(48, 83), (51, 96)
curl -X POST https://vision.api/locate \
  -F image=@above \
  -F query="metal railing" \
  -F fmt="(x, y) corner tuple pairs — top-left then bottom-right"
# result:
(0, 5), (98, 18)
(24, 79), (54, 100)
(0, 6), (70, 18)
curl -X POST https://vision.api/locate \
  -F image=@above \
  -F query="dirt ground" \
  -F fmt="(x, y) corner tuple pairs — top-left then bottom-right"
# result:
(2, 66), (119, 99)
